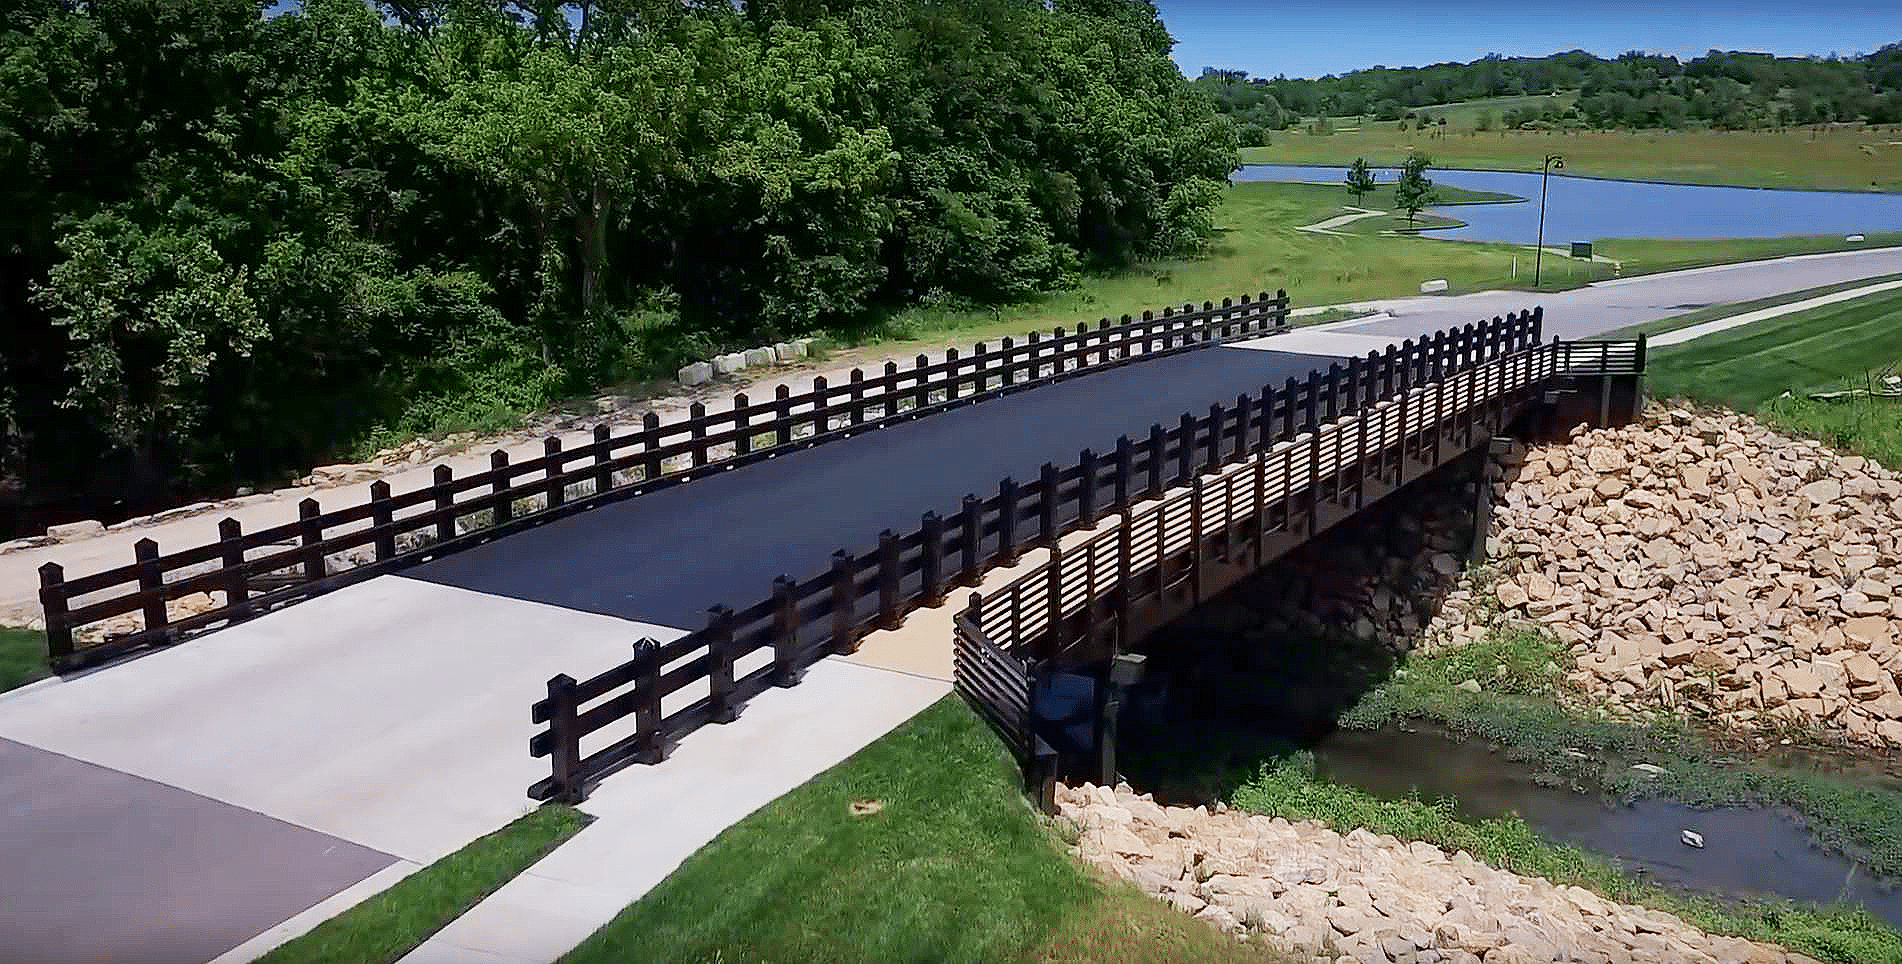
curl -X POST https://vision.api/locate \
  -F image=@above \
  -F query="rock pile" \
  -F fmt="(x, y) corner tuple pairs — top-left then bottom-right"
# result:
(1477, 409), (1902, 747)
(1060, 781), (1814, 964)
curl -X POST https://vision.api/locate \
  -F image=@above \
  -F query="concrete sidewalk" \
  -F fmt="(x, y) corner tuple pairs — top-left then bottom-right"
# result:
(394, 659), (948, 964)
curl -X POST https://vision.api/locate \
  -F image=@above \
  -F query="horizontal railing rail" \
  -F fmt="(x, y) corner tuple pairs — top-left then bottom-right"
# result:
(39, 289), (1293, 671)
(527, 310), (1620, 803)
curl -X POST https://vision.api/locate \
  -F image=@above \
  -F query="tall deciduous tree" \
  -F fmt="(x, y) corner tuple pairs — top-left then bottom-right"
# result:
(1344, 158), (1376, 207)
(1392, 152), (1438, 227)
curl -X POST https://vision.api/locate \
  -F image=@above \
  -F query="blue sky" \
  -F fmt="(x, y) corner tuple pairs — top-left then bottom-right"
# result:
(1160, 0), (1900, 79)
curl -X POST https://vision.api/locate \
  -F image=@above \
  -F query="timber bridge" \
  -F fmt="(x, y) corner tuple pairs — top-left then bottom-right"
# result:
(3, 287), (1640, 964)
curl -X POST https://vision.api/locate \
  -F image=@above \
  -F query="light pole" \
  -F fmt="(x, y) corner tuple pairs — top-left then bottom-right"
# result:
(1534, 153), (1563, 287)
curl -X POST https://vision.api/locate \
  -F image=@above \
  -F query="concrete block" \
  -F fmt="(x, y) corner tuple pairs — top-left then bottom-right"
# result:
(677, 361), (713, 387)
(774, 342), (805, 362)
(1847, 234), (1866, 243)
(46, 520), (105, 541)
(712, 354), (745, 375)
(1418, 279), (1449, 294)
(744, 347), (775, 367)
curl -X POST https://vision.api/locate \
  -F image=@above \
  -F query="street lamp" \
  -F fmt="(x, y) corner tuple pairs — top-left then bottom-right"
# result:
(1534, 153), (1564, 287)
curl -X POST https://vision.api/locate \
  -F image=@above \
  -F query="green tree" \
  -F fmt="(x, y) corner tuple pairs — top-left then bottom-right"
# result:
(1475, 110), (1496, 131)
(1344, 158), (1376, 207)
(1392, 152), (1438, 227)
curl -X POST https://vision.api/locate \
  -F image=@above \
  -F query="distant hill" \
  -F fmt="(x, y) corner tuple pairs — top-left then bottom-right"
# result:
(1194, 46), (1902, 134)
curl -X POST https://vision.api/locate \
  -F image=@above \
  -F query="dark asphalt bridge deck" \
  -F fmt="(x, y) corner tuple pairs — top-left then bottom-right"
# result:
(408, 342), (1345, 631)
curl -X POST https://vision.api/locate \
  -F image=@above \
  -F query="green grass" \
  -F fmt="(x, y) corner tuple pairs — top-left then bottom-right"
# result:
(560, 699), (1292, 964)
(1242, 124), (1902, 193)
(0, 628), (50, 694)
(1229, 631), (1902, 964)
(1647, 288), (1902, 410)
(257, 806), (589, 964)
(1595, 236), (1902, 277)
(1606, 273), (1902, 338)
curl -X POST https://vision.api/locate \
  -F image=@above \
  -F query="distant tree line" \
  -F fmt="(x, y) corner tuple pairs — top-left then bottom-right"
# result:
(0, 0), (1236, 519)
(1194, 44), (1902, 132)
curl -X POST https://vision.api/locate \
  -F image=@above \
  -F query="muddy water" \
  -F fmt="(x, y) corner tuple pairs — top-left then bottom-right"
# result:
(1313, 725), (1902, 927)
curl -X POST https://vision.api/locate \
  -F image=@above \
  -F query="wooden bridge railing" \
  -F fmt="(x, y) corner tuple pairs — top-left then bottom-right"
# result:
(528, 309), (1603, 803)
(37, 289), (1290, 671)
(950, 329), (1647, 764)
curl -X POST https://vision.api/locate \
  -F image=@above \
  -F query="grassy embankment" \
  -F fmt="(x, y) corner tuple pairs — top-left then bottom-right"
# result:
(1244, 115), (1902, 194)
(1646, 287), (1902, 467)
(1, 628), (49, 694)
(552, 679), (1900, 964)
(256, 806), (589, 964)
(560, 699), (1293, 964)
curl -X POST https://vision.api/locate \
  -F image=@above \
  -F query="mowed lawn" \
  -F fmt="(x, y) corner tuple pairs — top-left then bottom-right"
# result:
(0, 627), (49, 694)
(1243, 125), (1902, 194)
(1648, 288), (1902, 409)
(560, 698), (1293, 964)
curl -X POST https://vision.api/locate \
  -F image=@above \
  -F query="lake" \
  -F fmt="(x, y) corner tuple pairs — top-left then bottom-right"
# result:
(1234, 164), (1902, 244)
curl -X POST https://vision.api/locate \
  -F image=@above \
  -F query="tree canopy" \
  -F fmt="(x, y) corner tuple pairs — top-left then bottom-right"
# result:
(0, 0), (1236, 523)
(1196, 44), (1902, 131)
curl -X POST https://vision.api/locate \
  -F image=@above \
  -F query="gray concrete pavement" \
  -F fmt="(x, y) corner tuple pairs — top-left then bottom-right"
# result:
(1326, 246), (1902, 341)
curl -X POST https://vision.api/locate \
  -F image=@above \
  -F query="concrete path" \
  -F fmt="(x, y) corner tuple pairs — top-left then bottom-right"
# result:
(1296, 206), (1386, 235)
(1649, 277), (1902, 348)
(394, 659), (948, 964)
(0, 577), (682, 964)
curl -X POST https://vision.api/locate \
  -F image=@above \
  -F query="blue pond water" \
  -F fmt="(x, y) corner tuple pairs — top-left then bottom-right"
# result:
(1233, 164), (1902, 244)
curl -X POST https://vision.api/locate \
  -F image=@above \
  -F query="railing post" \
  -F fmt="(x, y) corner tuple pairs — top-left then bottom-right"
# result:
(1114, 436), (1133, 511)
(38, 563), (72, 669)
(433, 465), (455, 542)
(642, 413), (662, 481)
(1307, 427), (1322, 537)
(1383, 345), (1399, 400)
(1204, 404), (1221, 473)
(1304, 371), (1321, 430)
(961, 495), (983, 584)
(810, 375), (829, 437)
(734, 393), (751, 456)
(370, 480), (396, 560)
(1252, 449), (1268, 563)
(922, 512), (946, 606)
(1176, 413), (1194, 484)
(831, 549), (859, 654)
(1147, 424), (1165, 497)
(219, 518), (249, 614)
(772, 576), (803, 687)
(775, 385), (793, 447)
(1345, 357), (1361, 417)
(1188, 475), (1205, 603)
(545, 674), (584, 803)
(1046, 542), (1064, 661)
(689, 402), (709, 466)
(1276, 288), (1290, 329)
(134, 537), (166, 634)
(298, 498), (325, 580)
(878, 530), (901, 629)
(543, 437), (565, 509)
(914, 354), (930, 412)
(1078, 450), (1100, 529)
(1039, 463), (1060, 545)
(1325, 364), (1342, 420)
(998, 477), (1022, 565)
(707, 605), (741, 723)
(1001, 337), (1016, 388)
(1282, 377), (1298, 441)
(883, 362), (899, 419)
(491, 450), (513, 522)
(593, 424), (613, 494)
(1027, 331), (1042, 381)
(633, 637), (667, 764)
(1142, 310), (1155, 355)
(1635, 331), (1648, 371)
(1232, 395), (1250, 462)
